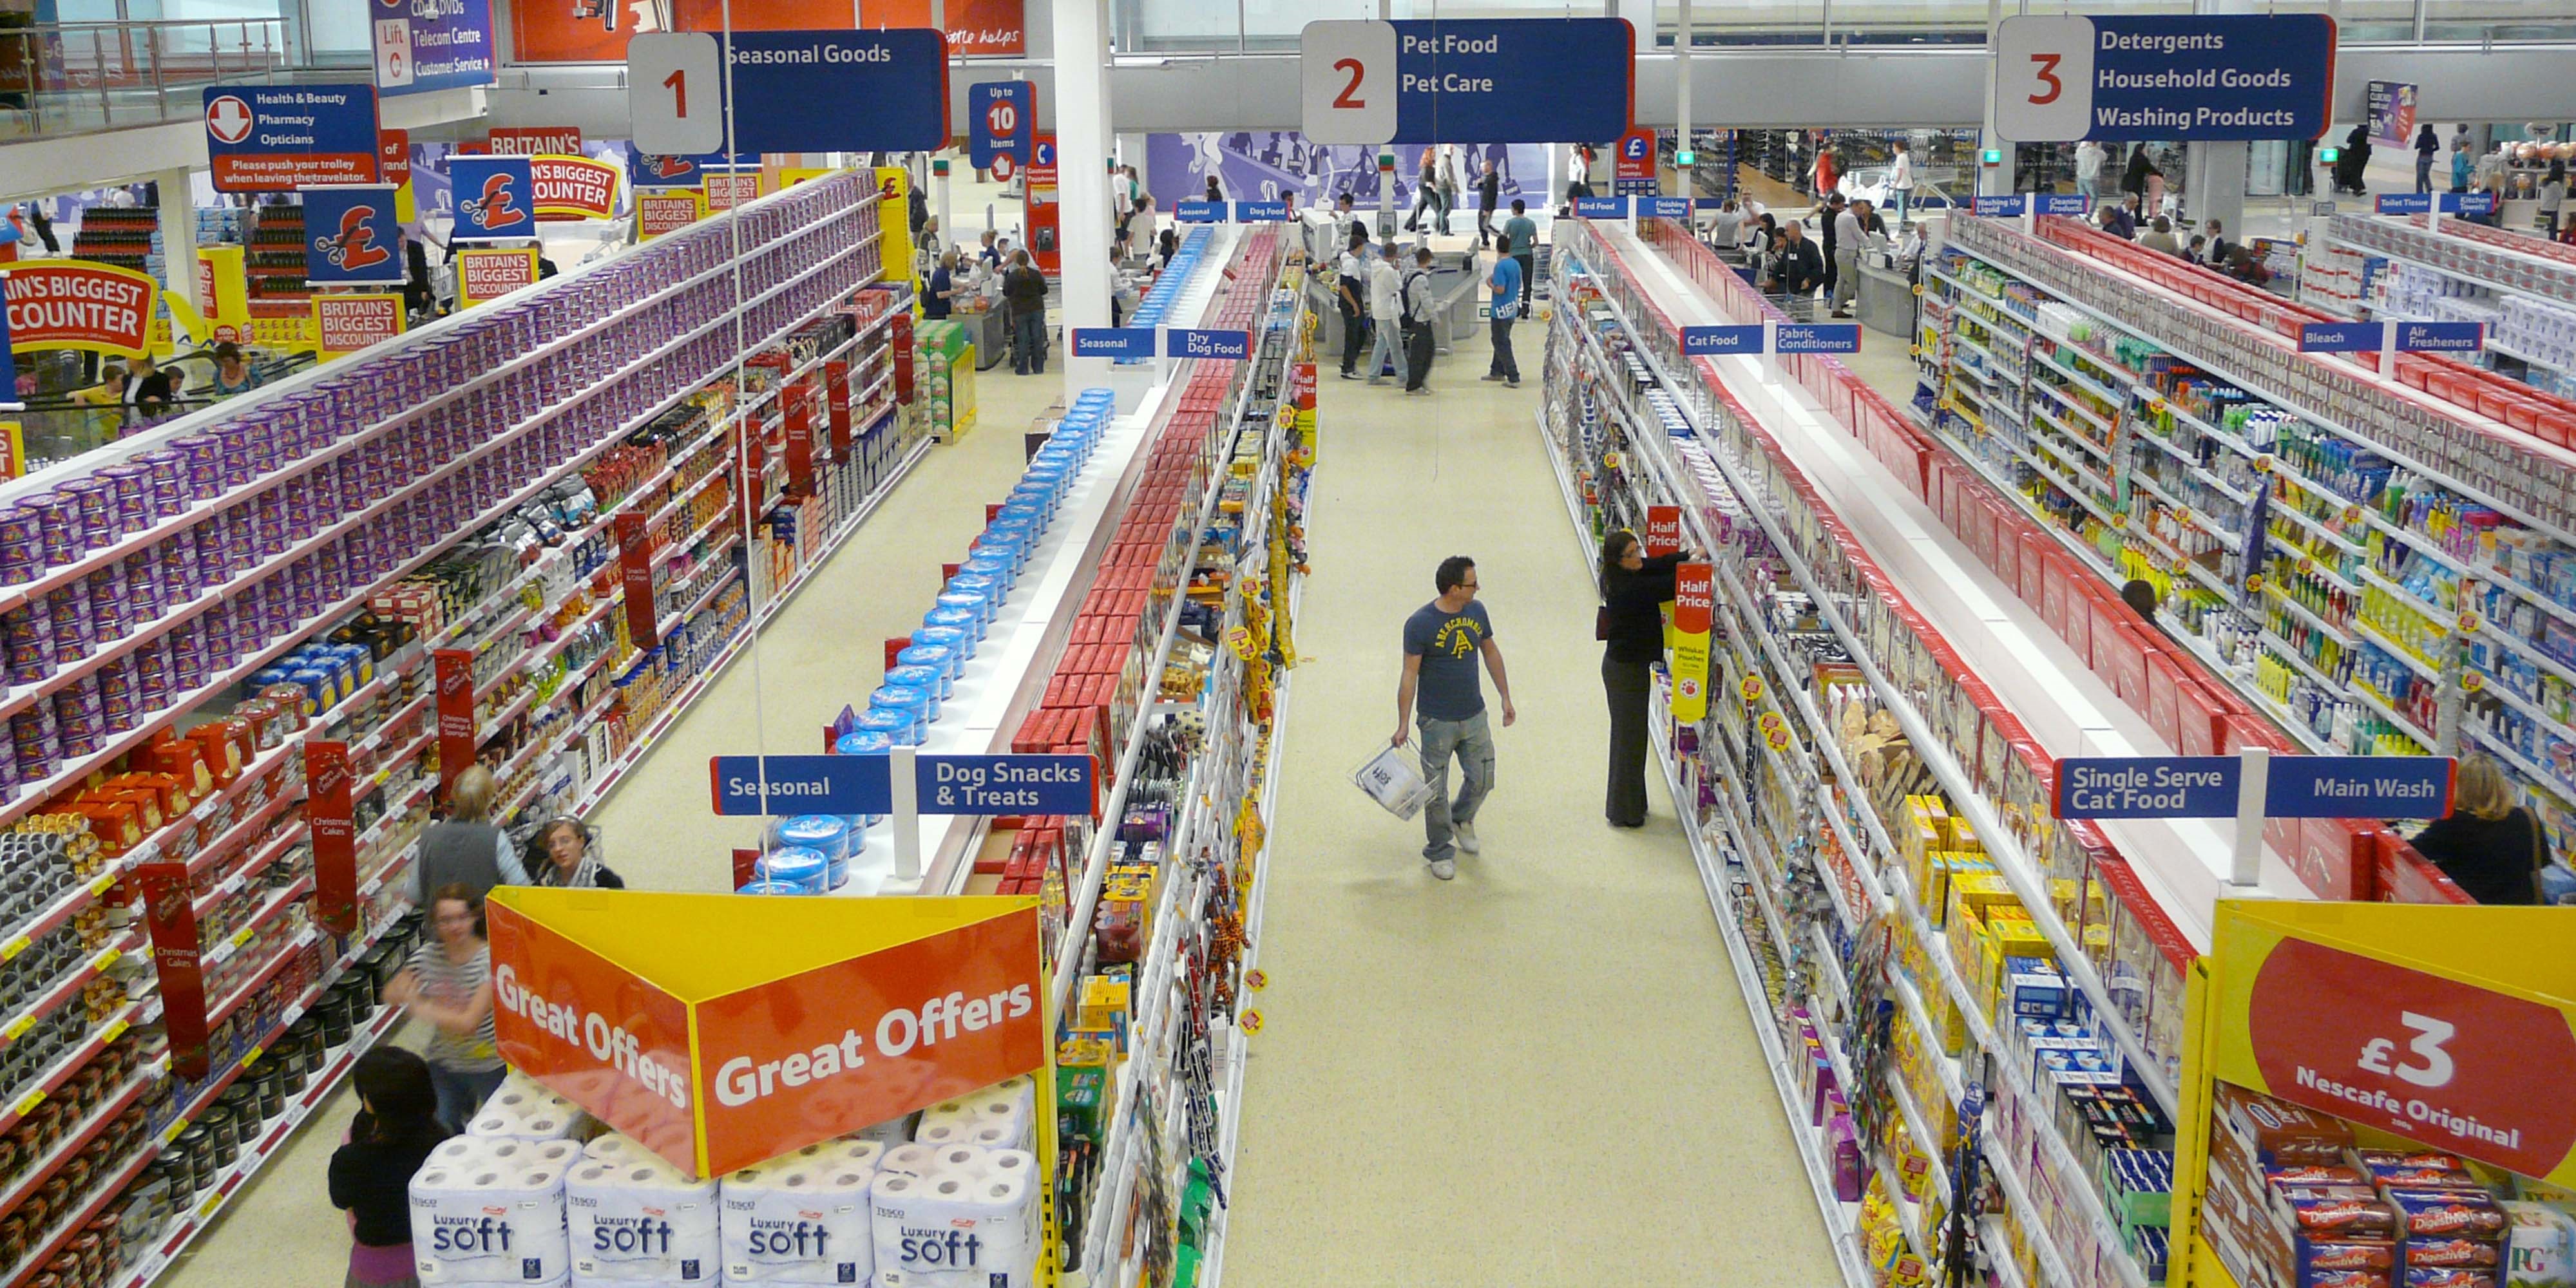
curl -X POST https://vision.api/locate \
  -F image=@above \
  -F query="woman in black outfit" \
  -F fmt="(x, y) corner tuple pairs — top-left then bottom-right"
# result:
(1599, 529), (1695, 828)
(2408, 755), (2550, 904)
(330, 1046), (453, 1287)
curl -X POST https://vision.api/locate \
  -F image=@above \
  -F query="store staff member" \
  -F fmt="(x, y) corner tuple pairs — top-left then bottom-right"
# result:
(1766, 220), (1825, 299)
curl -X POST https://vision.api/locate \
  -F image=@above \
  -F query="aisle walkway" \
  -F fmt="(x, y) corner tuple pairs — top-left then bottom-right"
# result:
(158, 367), (1063, 1287)
(1224, 327), (1838, 1285)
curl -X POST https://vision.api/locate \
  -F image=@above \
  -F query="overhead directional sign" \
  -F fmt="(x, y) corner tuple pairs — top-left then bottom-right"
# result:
(2053, 755), (2454, 819)
(1065, 328), (1250, 360)
(1173, 200), (1224, 223)
(1773, 323), (1863, 355)
(1297, 17), (1633, 145)
(1069, 328), (1158, 360)
(1639, 195), (1692, 220)
(1167, 328), (1252, 360)
(372, 0), (493, 97)
(1573, 196), (1630, 219)
(301, 186), (405, 287)
(710, 753), (1093, 816)
(1234, 200), (1290, 222)
(2298, 319), (2485, 355)
(203, 84), (382, 191)
(2376, 191), (2497, 216)
(1682, 325), (1766, 356)
(969, 80), (1033, 169)
(1994, 14), (2336, 142)
(723, 30), (951, 153)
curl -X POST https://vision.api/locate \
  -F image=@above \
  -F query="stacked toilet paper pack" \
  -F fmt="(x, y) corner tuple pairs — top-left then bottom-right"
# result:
(410, 1137), (580, 1286)
(470, 1071), (598, 1143)
(909, 1075), (1036, 1152)
(870, 1141), (1041, 1288)
(567, 1136), (722, 1283)
(722, 1139), (883, 1283)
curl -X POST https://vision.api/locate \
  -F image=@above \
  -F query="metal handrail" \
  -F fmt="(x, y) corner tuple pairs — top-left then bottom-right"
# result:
(0, 18), (290, 142)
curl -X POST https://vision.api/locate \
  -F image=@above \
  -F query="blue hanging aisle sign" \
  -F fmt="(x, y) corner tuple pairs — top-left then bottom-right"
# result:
(711, 755), (893, 816)
(2297, 320), (2485, 355)
(1068, 328), (1158, 360)
(915, 755), (1095, 815)
(711, 753), (1094, 816)
(1172, 200), (1225, 223)
(1994, 14), (2336, 143)
(1573, 196), (1630, 220)
(2052, 754), (2455, 819)
(1681, 325), (1766, 356)
(2375, 191), (2497, 216)
(1639, 195), (1693, 220)
(1773, 323), (1863, 355)
(721, 30), (951, 153)
(1234, 200), (1291, 223)
(1972, 195), (2031, 217)
(1388, 18), (1634, 144)
(202, 84), (383, 192)
(2054, 756), (2241, 819)
(1167, 328), (1252, 360)
(2036, 193), (2094, 216)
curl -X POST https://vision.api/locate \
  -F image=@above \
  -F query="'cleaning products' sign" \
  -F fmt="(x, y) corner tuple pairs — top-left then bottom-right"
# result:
(489, 889), (1045, 1177)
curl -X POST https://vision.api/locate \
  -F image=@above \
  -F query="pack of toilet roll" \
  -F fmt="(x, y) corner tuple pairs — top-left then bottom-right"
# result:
(567, 1145), (721, 1283)
(910, 1075), (1036, 1153)
(470, 1070), (596, 1142)
(870, 1142), (1041, 1288)
(410, 1136), (580, 1285)
(721, 1139), (883, 1284)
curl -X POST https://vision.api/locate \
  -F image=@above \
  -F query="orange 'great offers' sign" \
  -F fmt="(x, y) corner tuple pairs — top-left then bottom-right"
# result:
(488, 889), (1045, 1177)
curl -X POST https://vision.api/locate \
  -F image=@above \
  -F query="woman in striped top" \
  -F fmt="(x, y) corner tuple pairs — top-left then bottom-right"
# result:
(384, 884), (503, 1132)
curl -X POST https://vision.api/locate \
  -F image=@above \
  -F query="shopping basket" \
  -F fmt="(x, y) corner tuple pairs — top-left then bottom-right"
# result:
(1350, 744), (1436, 821)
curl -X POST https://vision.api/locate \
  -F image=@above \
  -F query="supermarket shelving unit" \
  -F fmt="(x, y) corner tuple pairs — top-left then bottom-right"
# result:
(0, 172), (940, 1288)
(1922, 211), (2576, 869)
(1536, 214), (2371, 1288)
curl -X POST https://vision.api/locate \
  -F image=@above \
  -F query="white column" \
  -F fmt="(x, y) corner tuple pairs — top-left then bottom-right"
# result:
(156, 167), (200, 320)
(1054, 0), (1115, 398)
(1675, 0), (1693, 196)
(936, 160), (955, 246)
(1116, 131), (1148, 187)
(1978, 0), (2010, 197)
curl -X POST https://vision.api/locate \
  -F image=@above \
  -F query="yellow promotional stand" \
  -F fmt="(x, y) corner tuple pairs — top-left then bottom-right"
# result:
(2173, 902), (2576, 1287)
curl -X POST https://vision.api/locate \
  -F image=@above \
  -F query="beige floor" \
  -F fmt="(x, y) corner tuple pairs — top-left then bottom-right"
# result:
(1220, 324), (1837, 1286)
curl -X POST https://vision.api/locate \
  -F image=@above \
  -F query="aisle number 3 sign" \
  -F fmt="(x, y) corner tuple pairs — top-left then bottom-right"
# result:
(1993, 15), (2336, 142)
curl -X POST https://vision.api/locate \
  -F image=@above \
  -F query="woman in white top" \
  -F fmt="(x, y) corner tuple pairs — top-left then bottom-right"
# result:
(1129, 196), (1157, 265)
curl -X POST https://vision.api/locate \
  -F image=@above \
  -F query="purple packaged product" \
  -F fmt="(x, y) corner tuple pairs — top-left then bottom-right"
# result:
(121, 552), (163, 623)
(219, 504), (257, 564)
(262, 574), (292, 635)
(12, 709), (54, 779)
(97, 653), (133, 703)
(45, 585), (90, 654)
(21, 495), (76, 569)
(0, 503), (43, 580)
(137, 450), (187, 513)
(251, 489), (287, 556)
(278, 475), (316, 542)
(158, 536), (198, 601)
(3, 600), (53, 684)
(172, 434), (226, 500)
(132, 636), (169, 694)
(308, 459), (343, 519)
(85, 565), (128, 638)
(201, 598), (238, 663)
(191, 520), (233, 584)
(56, 477), (113, 549)
(287, 558), (320, 616)
(211, 423), (254, 487)
(98, 462), (154, 531)
(167, 620), (207, 690)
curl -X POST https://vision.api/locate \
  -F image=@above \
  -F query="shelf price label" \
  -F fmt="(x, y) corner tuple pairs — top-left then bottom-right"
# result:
(2214, 902), (2576, 1187)
(10, 1090), (43, 1118)
(1644, 506), (1684, 556)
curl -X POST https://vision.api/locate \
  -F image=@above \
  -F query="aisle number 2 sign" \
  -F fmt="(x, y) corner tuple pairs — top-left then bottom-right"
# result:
(1300, 21), (1397, 144)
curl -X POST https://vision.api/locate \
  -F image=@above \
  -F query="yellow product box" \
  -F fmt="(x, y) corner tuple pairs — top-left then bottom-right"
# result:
(1988, 916), (2050, 963)
(1948, 815), (1980, 854)
(1946, 872), (2021, 930)
(2049, 876), (2083, 927)
(1056, 1033), (1116, 1073)
(1927, 853), (1995, 924)
(1076, 974), (1132, 1037)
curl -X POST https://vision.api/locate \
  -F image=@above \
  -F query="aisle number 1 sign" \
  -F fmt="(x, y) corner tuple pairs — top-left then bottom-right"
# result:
(2209, 901), (2576, 1187)
(1671, 563), (1713, 723)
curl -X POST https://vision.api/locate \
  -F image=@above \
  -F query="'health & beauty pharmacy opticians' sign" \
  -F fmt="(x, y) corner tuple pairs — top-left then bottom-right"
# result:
(1994, 15), (2336, 142)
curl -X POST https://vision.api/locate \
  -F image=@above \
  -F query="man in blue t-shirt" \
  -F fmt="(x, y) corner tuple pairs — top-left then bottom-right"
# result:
(1395, 555), (1518, 878)
(1482, 236), (1523, 388)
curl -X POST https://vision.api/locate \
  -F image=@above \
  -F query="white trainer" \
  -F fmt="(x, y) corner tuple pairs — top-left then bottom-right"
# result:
(1431, 858), (1457, 880)
(1454, 821), (1479, 854)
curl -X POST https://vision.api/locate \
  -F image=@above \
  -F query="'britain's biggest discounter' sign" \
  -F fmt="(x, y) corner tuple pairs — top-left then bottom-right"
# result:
(489, 887), (1044, 1177)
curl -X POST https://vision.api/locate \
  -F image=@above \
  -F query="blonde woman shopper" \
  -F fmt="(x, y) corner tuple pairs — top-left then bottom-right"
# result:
(2407, 755), (2551, 904)
(410, 764), (529, 905)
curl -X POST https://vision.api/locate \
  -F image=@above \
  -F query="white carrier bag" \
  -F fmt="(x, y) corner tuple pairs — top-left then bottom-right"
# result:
(1350, 744), (1435, 820)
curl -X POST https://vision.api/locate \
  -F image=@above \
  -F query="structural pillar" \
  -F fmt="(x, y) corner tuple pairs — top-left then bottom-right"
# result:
(1978, 0), (2010, 196)
(1116, 131), (1148, 193)
(1674, 0), (1693, 196)
(1053, 0), (1115, 398)
(156, 167), (200, 319)
(2188, 142), (2248, 238)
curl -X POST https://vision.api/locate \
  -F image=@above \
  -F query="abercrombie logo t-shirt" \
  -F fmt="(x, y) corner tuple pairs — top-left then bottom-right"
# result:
(1404, 600), (1494, 721)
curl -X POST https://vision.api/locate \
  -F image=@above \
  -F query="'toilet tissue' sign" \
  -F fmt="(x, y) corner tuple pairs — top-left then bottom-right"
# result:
(488, 888), (1045, 1177)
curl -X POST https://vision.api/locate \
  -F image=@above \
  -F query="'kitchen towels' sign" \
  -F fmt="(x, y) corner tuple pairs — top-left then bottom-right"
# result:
(488, 887), (1044, 1177)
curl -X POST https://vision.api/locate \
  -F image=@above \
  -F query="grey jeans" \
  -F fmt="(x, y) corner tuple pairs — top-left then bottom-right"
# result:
(1417, 710), (1495, 862)
(1367, 314), (1409, 384)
